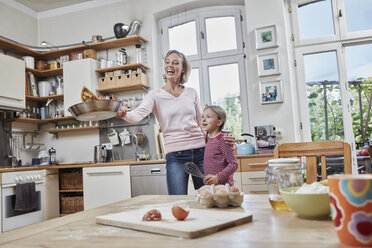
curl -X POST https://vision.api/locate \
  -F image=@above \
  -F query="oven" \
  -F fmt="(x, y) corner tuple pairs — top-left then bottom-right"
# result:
(1, 170), (45, 232)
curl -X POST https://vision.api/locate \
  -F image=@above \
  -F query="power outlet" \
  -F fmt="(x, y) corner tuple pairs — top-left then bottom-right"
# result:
(102, 143), (113, 150)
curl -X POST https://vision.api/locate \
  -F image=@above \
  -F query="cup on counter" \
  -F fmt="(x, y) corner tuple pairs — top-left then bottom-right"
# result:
(328, 174), (372, 247)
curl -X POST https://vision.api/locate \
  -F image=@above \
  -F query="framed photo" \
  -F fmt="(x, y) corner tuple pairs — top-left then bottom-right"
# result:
(257, 53), (280, 77)
(255, 24), (278, 50)
(259, 80), (283, 104)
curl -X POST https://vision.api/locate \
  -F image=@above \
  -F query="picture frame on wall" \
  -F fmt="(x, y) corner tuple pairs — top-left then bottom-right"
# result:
(257, 52), (280, 77)
(255, 24), (278, 50)
(259, 80), (283, 104)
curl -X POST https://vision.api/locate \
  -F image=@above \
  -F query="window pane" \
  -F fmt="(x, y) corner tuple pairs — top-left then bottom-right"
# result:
(344, 0), (372, 33)
(303, 51), (344, 141)
(169, 21), (197, 56)
(298, 0), (334, 39)
(205, 16), (237, 53)
(187, 68), (201, 99)
(208, 63), (242, 138)
(345, 44), (372, 149)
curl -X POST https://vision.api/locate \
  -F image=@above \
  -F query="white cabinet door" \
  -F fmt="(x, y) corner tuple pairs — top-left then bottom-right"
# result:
(83, 166), (131, 210)
(0, 53), (25, 111)
(63, 58), (99, 116)
(43, 169), (59, 220)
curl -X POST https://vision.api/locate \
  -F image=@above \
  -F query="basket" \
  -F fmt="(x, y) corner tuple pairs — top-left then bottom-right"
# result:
(61, 196), (84, 213)
(59, 173), (83, 190)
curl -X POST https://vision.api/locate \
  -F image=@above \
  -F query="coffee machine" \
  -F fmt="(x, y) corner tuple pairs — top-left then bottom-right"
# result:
(254, 125), (276, 154)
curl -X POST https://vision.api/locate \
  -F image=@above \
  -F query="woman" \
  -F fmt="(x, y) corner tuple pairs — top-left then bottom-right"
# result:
(117, 50), (233, 195)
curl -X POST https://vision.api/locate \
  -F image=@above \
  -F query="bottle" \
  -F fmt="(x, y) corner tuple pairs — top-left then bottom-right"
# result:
(135, 44), (142, 64)
(122, 48), (127, 65)
(266, 158), (303, 211)
(56, 76), (63, 95)
(49, 147), (56, 165)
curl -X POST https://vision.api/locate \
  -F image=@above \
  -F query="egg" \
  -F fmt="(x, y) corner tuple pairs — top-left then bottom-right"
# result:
(199, 187), (211, 197)
(142, 209), (162, 221)
(230, 186), (240, 192)
(215, 188), (227, 194)
(171, 205), (189, 221)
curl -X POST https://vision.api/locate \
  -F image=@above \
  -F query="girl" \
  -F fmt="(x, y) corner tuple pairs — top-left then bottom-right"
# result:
(202, 105), (238, 185)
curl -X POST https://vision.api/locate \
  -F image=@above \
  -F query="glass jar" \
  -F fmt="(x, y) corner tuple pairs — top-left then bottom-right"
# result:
(266, 158), (303, 211)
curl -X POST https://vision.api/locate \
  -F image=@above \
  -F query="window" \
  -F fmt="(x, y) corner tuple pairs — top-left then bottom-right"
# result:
(159, 6), (248, 138)
(292, 0), (372, 154)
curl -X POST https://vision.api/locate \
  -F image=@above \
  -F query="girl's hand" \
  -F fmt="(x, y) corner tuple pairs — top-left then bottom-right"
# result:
(116, 106), (128, 118)
(204, 174), (219, 185)
(223, 132), (236, 146)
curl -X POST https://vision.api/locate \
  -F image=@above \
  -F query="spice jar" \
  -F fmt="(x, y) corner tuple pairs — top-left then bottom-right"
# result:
(266, 158), (303, 211)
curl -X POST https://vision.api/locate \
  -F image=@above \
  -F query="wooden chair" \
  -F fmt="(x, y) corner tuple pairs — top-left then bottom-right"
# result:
(273, 141), (352, 184)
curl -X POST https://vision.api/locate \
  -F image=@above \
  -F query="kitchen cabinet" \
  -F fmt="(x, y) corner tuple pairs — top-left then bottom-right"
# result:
(83, 165), (131, 210)
(239, 154), (273, 194)
(44, 169), (59, 220)
(0, 53), (25, 111)
(63, 58), (99, 116)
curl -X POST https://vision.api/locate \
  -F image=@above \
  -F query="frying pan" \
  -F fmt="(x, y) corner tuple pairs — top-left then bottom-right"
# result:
(68, 100), (122, 121)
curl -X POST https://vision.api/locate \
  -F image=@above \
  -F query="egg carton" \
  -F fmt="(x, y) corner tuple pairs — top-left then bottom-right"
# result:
(196, 183), (244, 208)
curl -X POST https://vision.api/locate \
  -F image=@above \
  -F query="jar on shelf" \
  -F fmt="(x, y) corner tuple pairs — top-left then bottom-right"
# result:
(135, 44), (142, 64)
(266, 158), (303, 211)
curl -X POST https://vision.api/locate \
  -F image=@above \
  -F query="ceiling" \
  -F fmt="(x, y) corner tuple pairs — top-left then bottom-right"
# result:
(15, 0), (93, 12)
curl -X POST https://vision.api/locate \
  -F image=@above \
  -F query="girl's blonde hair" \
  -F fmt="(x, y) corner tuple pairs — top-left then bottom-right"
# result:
(204, 105), (226, 131)
(163, 50), (190, 84)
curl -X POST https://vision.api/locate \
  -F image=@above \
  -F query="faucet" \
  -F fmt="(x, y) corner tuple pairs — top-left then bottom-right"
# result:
(124, 133), (140, 161)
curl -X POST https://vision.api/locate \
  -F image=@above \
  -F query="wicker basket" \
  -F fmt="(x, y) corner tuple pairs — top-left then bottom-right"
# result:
(61, 196), (84, 213)
(59, 173), (83, 190)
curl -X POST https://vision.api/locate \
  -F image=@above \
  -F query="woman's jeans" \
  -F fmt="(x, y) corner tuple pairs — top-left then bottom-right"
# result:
(166, 147), (205, 195)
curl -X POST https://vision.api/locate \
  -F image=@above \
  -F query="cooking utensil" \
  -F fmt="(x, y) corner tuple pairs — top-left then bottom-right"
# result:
(68, 100), (122, 121)
(183, 162), (204, 179)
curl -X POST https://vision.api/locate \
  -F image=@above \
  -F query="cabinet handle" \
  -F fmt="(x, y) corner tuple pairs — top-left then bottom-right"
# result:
(244, 162), (267, 166)
(249, 191), (268, 193)
(249, 177), (266, 181)
(151, 169), (161, 174)
(0, 95), (23, 101)
(86, 172), (124, 176)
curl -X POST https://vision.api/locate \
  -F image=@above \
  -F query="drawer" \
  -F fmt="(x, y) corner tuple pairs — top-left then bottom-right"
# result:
(242, 184), (268, 194)
(240, 155), (273, 172)
(241, 171), (266, 184)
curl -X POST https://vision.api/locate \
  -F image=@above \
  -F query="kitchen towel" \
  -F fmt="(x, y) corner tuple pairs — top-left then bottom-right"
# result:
(14, 182), (37, 211)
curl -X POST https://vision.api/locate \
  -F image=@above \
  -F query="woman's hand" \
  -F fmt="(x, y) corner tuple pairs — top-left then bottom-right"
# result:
(204, 174), (219, 185)
(223, 132), (236, 146)
(116, 106), (128, 119)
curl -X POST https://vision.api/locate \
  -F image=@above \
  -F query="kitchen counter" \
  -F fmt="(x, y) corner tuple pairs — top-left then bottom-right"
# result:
(0, 154), (273, 173)
(0, 159), (166, 173)
(0, 194), (339, 247)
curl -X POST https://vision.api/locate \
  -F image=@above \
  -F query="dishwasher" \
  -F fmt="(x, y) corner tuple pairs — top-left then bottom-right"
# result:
(130, 163), (168, 197)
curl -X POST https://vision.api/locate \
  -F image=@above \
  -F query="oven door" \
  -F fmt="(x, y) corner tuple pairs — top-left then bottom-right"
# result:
(2, 182), (44, 232)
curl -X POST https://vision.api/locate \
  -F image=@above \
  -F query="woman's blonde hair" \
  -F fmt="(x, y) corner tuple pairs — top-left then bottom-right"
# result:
(204, 105), (227, 131)
(163, 50), (190, 84)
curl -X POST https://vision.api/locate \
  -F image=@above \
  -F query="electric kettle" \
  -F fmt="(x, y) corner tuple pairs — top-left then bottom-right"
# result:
(235, 133), (256, 155)
(94, 145), (107, 163)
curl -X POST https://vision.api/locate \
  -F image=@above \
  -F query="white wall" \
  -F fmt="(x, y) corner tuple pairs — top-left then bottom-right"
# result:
(2, 0), (300, 164)
(0, 1), (38, 45)
(244, 0), (298, 143)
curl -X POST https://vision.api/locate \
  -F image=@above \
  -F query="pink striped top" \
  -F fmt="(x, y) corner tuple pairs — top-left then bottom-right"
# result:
(204, 133), (238, 185)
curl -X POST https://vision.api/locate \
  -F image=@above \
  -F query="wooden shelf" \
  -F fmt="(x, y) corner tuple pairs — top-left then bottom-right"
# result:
(26, 94), (64, 102)
(0, 35), (147, 60)
(26, 67), (63, 77)
(6, 116), (74, 123)
(96, 63), (149, 73)
(96, 83), (150, 93)
(59, 189), (83, 193)
(45, 126), (102, 133)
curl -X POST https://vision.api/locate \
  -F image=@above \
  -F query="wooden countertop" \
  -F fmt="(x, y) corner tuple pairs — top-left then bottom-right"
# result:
(0, 195), (339, 247)
(0, 160), (166, 173)
(0, 154), (273, 173)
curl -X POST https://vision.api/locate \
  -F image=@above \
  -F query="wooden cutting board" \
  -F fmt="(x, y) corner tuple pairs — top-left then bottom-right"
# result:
(96, 206), (252, 239)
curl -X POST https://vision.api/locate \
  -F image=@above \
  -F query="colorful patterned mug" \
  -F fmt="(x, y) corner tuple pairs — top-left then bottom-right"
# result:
(328, 175), (372, 247)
